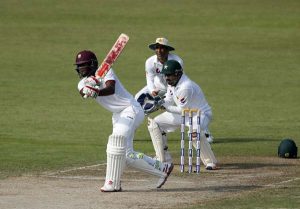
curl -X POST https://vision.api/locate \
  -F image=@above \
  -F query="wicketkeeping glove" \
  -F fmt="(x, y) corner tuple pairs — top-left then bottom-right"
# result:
(143, 96), (165, 115)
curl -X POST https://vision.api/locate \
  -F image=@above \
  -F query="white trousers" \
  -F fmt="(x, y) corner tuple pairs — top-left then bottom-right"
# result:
(153, 111), (217, 166)
(110, 104), (166, 180)
(111, 104), (144, 154)
(153, 111), (212, 133)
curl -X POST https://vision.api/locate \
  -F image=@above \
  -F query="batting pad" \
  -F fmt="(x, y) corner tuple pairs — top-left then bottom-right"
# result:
(193, 132), (217, 166)
(126, 152), (165, 178)
(148, 117), (166, 162)
(105, 134), (126, 190)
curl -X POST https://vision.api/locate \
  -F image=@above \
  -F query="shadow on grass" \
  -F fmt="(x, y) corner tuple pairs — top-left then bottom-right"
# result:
(212, 137), (278, 144)
(221, 162), (295, 170)
(134, 137), (279, 143)
(124, 185), (261, 193)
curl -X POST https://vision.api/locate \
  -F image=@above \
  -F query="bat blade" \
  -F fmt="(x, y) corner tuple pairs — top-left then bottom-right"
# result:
(95, 33), (129, 79)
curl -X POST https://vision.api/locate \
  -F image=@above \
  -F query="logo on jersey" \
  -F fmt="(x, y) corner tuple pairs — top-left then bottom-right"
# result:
(178, 97), (187, 104)
(127, 116), (134, 120)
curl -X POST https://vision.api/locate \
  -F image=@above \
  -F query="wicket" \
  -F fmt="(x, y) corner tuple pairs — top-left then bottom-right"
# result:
(180, 108), (201, 173)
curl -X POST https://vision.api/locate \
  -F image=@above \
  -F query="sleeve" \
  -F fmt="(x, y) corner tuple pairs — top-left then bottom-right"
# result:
(163, 89), (174, 106)
(77, 77), (86, 91)
(145, 59), (156, 93)
(103, 68), (116, 82)
(177, 56), (184, 70)
(162, 88), (181, 113)
(164, 88), (193, 114)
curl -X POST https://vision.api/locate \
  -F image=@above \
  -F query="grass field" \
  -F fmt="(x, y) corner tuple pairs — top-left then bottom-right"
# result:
(0, 0), (299, 208)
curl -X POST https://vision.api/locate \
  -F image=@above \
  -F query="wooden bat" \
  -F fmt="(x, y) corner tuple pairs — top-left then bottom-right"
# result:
(95, 33), (129, 79)
(82, 33), (129, 98)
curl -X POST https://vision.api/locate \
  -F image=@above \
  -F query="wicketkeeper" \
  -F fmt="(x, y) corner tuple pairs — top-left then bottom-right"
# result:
(145, 60), (218, 170)
(74, 50), (173, 192)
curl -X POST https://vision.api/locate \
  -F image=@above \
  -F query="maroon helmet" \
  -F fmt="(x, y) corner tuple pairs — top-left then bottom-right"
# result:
(74, 50), (98, 78)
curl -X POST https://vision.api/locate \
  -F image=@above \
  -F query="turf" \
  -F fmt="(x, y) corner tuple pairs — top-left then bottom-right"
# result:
(0, 0), (299, 208)
(189, 178), (300, 209)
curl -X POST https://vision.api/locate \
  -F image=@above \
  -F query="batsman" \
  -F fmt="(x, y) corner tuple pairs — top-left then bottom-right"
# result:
(74, 49), (173, 192)
(145, 60), (218, 170)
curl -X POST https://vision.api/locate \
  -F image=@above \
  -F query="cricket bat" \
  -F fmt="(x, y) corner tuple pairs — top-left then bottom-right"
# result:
(95, 33), (129, 79)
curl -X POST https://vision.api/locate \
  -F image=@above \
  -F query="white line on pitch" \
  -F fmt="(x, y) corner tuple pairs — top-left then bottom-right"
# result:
(45, 175), (155, 182)
(44, 163), (106, 176)
(264, 177), (300, 187)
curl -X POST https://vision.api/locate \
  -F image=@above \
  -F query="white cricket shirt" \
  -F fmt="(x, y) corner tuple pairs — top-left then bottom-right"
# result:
(145, 54), (183, 93)
(163, 74), (211, 114)
(78, 69), (137, 113)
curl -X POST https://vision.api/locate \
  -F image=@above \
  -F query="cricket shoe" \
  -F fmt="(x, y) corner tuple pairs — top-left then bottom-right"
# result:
(100, 180), (122, 192)
(156, 162), (174, 188)
(205, 163), (217, 170)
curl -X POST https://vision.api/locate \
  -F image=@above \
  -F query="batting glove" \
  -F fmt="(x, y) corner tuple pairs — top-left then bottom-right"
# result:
(81, 85), (100, 99)
(84, 76), (102, 87)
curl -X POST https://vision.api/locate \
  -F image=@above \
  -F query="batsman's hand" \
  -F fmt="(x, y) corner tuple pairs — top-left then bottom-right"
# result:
(80, 85), (100, 99)
(84, 76), (102, 87)
(78, 76), (102, 99)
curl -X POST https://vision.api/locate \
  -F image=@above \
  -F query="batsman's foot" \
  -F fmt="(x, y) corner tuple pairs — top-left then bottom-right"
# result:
(100, 181), (122, 192)
(157, 163), (174, 188)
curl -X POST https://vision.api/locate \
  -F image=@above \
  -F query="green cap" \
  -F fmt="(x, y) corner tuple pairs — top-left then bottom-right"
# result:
(161, 60), (182, 75)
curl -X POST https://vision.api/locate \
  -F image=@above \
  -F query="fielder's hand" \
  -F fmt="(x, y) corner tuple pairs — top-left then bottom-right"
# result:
(151, 90), (159, 97)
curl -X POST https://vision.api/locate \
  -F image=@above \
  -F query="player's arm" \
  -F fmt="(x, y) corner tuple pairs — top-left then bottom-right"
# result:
(164, 88), (192, 114)
(145, 60), (157, 95)
(98, 80), (115, 96)
(146, 71), (155, 92)
(79, 79), (115, 98)
(96, 69), (116, 96)
(162, 89), (173, 106)
(78, 70), (116, 98)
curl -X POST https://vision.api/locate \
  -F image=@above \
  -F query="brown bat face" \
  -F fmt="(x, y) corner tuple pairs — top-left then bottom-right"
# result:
(95, 34), (129, 79)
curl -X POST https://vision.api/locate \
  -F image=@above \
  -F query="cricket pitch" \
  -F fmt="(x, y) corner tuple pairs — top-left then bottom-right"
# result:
(0, 156), (299, 209)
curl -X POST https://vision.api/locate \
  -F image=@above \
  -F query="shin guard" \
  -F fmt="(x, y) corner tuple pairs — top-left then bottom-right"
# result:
(193, 132), (217, 166)
(104, 134), (126, 190)
(148, 117), (171, 162)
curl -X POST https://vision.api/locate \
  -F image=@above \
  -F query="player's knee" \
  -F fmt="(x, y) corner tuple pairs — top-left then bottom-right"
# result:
(127, 151), (144, 159)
